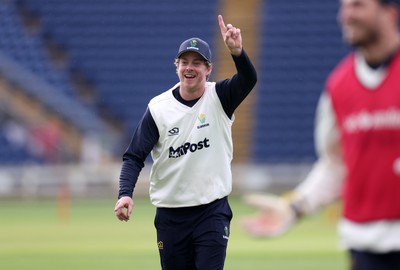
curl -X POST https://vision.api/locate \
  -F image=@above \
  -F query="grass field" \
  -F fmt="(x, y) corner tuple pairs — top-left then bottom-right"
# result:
(0, 196), (347, 270)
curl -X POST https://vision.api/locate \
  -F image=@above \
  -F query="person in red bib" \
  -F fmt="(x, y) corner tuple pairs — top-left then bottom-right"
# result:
(242, 0), (400, 269)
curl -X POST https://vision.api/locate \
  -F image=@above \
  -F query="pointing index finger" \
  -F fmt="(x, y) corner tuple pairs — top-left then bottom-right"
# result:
(218, 15), (227, 34)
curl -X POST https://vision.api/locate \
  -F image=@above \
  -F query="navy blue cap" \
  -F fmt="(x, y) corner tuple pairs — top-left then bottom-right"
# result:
(176, 38), (212, 62)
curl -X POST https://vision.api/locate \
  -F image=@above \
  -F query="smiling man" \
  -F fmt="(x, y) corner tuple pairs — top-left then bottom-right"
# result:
(114, 15), (257, 270)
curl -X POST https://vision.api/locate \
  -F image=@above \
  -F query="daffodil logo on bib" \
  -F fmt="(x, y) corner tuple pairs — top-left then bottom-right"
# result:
(198, 113), (206, 124)
(197, 113), (210, 129)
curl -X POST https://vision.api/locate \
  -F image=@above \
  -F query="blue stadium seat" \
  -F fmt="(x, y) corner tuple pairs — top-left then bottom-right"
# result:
(0, 1), (76, 96)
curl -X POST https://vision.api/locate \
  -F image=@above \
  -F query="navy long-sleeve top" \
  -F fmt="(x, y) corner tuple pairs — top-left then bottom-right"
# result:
(118, 50), (257, 198)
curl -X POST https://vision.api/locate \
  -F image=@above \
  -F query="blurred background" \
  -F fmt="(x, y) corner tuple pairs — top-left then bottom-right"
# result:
(0, 0), (350, 269)
(0, 0), (349, 199)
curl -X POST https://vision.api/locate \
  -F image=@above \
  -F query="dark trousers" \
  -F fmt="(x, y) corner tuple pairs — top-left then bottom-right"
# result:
(154, 197), (233, 270)
(350, 249), (400, 270)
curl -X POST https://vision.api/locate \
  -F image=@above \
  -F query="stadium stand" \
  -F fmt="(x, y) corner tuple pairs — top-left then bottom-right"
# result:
(252, 0), (349, 163)
(18, 0), (219, 133)
(0, 1), (108, 164)
(1, 0), (219, 164)
(1, 0), (350, 166)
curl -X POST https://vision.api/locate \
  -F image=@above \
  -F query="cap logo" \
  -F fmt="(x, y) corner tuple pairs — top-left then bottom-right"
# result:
(177, 38), (210, 62)
(190, 39), (198, 47)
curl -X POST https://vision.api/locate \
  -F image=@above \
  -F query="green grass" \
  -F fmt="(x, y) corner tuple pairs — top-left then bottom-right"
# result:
(0, 197), (346, 270)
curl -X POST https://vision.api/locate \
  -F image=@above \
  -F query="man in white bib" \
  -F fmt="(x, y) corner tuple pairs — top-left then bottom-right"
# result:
(115, 15), (257, 270)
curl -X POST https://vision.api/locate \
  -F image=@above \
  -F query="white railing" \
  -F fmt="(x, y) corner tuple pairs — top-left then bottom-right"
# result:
(0, 162), (312, 199)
